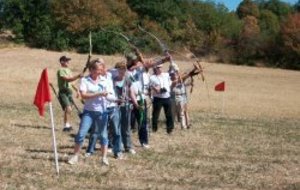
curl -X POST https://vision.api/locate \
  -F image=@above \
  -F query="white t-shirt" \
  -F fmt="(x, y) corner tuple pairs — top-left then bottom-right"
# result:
(130, 81), (144, 101)
(100, 72), (117, 108)
(79, 76), (107, 112)
(150, 73), (171, 98)
(143, 72), (150, 96)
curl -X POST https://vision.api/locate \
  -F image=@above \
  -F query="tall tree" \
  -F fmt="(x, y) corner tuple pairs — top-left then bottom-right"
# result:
(0, 0), (53, 47)
(294, 0), (300, 12)
(261, 0), (293, 19)
(280, 13), (300, 69)
(236, 15), (261, 65)
(237, 0), (260, 19)
(51, 0), (115, 33)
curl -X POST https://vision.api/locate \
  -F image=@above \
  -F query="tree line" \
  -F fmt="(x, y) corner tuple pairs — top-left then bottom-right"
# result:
(0, 0), (299, 70)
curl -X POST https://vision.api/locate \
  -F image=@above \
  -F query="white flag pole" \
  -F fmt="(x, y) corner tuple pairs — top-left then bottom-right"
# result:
(221, 91), (225, 115)
(49, 102), (59, 175)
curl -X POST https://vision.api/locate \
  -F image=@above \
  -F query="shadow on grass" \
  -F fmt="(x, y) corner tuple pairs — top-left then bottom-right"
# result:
(26, 148), (71, 155)
(24, 149), (69, 163)
(12, 123), (55, 130)
(30, 154), (68, 163)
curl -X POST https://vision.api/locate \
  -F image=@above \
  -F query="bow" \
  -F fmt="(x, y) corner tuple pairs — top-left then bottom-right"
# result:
(177, 48), (211, 101)
(153, 46), (208, 99)
(184, 47), (205, 82)
(83, 31), (92, 73)
(100, 29), (144, 63)
(137, 25), (176, 72)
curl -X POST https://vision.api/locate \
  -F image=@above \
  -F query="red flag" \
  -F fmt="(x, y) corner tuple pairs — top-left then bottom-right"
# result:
(215, 81), (225, 91)
(33, 68), (52, 116)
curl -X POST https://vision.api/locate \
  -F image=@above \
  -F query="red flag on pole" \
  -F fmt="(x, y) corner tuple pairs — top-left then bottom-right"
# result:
(33, 68), (52, 116)
(215, 81), (225, 91)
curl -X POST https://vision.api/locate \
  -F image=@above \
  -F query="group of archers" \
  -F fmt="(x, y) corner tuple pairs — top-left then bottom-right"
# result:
(56, 50), (202, 166)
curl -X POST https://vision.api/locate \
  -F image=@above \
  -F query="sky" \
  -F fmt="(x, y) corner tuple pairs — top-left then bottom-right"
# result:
(213, 0), (298, 11)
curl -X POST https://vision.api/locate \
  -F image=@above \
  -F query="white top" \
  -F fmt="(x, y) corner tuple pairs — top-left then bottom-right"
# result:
(150, 73), (171, 98)
(143, 72), (150, 96)
(130, 81), (144, 101)
(100, 72), (117, 108)
(79, 76), (107, 112)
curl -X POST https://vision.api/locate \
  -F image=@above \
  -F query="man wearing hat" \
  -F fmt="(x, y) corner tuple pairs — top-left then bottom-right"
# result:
(123, 51), (170, 150)
(57, 55), (83, 131)
(150, 64), (175, 134)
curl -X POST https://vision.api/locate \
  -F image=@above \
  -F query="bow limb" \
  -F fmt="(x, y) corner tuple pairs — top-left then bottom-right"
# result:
(138, 25), (176, 70)
(183, 47), (205, 82)
(83, 31), (92, 73)
(190, 76), (194, 94)
(138, 25), (167, 53)
(100, 29), (145, 64)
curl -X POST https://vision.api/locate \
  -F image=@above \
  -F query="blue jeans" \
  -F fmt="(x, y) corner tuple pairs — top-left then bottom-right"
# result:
(76, 110), (108, 148)
(105, 107), (122, 155)
(120, 105), (133, 150)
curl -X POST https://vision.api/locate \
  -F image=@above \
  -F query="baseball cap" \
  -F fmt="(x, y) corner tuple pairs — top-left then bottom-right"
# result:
(125, 52), (138, 63)
(59, 55), (71, 63)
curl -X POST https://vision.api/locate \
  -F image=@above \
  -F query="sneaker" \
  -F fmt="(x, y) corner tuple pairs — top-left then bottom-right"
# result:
(85, 152), (93, 158)
(114, 152), (124, 160)
(63, 126), (73, 132)
(107, 148), (113, 154)
(141, 144), (150, 149)
(126, 149), (136, 155)
(102, 157), (109, 166)
(68, 155), (78, 165)
(181, 126), (187, 130)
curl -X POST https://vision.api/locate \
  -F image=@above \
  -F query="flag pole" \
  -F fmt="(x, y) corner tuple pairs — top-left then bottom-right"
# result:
(49, 102), (59, 175)
(222, 91), (225, 115)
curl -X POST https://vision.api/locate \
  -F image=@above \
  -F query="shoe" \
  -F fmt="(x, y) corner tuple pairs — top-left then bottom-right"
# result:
(114, 152), (124, 160)
(102, 157), (109, 166)
(152, 128), (157, 133)
(85, 152), (93, 158)
(126, 149), (136, 155)
(141, 144), (150, 149)
(131, 128), (137, 133)
(68, 155), (78, 165)
(107, 148), (113, 154)
(167, 128), (173, 135)
(63, 126), (72, 132)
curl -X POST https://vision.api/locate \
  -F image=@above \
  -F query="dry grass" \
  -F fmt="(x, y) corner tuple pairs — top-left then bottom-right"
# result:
(0, 47), (299, 189)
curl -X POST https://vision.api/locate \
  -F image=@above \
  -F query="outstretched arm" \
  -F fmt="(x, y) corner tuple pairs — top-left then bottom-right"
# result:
(61, 72), (84, 83)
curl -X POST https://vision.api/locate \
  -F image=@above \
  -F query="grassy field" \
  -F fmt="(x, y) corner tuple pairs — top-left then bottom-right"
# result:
(0, 47), (299, 189)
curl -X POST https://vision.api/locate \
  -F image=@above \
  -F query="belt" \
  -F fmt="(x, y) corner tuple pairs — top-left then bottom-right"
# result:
(175, 93), (187, 96)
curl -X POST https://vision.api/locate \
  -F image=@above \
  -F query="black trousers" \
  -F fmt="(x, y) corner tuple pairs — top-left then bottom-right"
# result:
(152, 97), (174, 134)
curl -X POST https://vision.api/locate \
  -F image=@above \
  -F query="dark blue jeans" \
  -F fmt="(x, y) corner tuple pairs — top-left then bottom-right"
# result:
(131, 100), (149, 145)
(120, 105), (133, 151)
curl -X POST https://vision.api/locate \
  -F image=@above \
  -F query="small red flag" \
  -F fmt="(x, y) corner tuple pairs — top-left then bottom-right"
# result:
(215, 81), (225, 91)
(33, 68), (52, 116)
